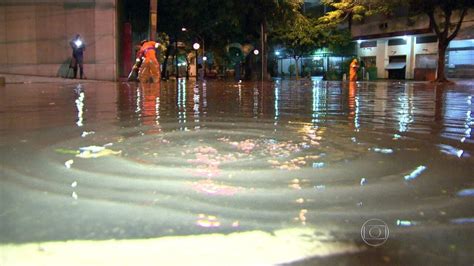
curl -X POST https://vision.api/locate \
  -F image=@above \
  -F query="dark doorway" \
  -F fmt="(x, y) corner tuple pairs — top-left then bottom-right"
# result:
(117, 0), (150, 78)
(387, 55), (406, 79)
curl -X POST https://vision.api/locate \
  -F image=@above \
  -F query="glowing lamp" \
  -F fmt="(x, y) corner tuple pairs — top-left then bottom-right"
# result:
(74, 39), (83, 48)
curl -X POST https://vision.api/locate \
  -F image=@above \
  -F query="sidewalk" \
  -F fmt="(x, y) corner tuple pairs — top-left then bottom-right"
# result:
(0, 73), (105, 84)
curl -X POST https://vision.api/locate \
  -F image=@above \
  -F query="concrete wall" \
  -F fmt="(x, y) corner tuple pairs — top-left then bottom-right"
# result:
(352, 12), (430, 39)
(0, 0), (117, 81)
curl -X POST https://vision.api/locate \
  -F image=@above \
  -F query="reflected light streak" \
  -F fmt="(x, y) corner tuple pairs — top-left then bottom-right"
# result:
(155, 95), (160, 125)
(397, 85), (414, 132)
(75, 84), (85, 127)
(135, 87), (141, 115)
(464, 96), (472, 142)
(202, 81), (207, 110)
(348, 83), (360, 130)
(177, 79), (187, 130)
(274, 83), (280, 125)
(193, 84), (200, 129)
(312, 82), (321, 125)
(253, 87), (259, 118)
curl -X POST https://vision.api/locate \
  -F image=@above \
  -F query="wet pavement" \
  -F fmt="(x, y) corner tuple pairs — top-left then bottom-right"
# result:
(0, 78), (473, 265)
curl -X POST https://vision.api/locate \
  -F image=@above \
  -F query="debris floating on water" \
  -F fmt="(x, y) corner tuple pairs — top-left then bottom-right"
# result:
(76, 146), (121, 158)
(438, 144), (464, 158)
(55, 149), (79, 155)
(79, 146), (105, 153)
(312, 162), (325, 168)
(64, 160), (74, 169)
(372, 148), (394, 154)
(396, 219), (418, 227)
(81, 131), (95, 137)
(404, 165), (427, 181)
(457, 188), (474, 197)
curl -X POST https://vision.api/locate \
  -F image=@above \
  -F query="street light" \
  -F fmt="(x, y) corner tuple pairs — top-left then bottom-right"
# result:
(193, 42), (200, 80)
(253, 49), (260, 55)
(275, 51), (283, 77)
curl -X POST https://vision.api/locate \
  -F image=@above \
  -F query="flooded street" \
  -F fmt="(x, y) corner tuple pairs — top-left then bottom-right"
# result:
(1, 79), (473, 265)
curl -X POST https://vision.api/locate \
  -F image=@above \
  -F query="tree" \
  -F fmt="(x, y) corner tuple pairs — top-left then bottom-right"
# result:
(320, 0), (397, 30)
(272, 15), (313, 80)
(272, 15), (352, 80)
(406, 0), (473, 82)
(158, 0), (321, 81)
(236, 0), (304, 80)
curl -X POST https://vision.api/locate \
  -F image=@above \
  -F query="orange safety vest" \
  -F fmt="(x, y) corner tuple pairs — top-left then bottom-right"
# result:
(350, 60), (359, 81)
(139, 41), (158, 62)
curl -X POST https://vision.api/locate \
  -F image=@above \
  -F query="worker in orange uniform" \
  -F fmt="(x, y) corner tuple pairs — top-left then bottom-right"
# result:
(349, 58), (359, 82)
(138, 40), (161, 83)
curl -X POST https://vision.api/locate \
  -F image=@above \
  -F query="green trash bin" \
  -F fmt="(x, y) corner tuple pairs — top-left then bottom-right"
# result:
(367, 67), (377, 80)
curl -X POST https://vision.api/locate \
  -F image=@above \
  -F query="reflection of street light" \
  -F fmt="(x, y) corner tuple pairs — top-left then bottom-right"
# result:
(193, 42), (200, 80)
(174, 27), (188, 80)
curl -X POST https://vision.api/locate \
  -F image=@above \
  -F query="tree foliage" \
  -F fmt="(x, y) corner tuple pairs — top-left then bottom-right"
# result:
(319, 0), (400, 29)
(272, 13), (352, 79)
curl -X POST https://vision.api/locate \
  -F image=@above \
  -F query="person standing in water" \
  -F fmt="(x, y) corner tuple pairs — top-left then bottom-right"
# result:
(349, 58), (359, 82)
(69, 34), (86, 79)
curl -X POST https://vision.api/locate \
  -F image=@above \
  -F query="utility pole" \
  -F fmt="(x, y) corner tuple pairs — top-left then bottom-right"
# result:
(261, 23), (264, 82)
(149, 0), (157, 40)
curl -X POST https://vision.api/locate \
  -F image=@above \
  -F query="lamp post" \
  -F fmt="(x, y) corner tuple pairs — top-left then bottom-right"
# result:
(193, 35), (205, 79)
(254, 49), (260, 80)
(193, 42), (200, 80)
(175, 27), (187, 80)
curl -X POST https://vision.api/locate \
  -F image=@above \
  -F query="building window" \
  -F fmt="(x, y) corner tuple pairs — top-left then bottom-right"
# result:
(360, 41), (377, 48)
(448, 39), (474, 68)
(388, 38), (407, 46)
(416, 36), (438, 44)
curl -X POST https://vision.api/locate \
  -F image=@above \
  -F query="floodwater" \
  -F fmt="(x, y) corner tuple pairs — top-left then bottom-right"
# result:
(0, 79), (473, 265)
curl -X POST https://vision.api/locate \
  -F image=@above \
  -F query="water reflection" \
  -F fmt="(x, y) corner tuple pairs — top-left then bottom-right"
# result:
(74, 84), (85, 127)
(1, 80), (474, 265)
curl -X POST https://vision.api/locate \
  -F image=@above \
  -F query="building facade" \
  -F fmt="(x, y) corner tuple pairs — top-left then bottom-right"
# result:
(0, 0), (118, 80)
(353, 9), (474, 80)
